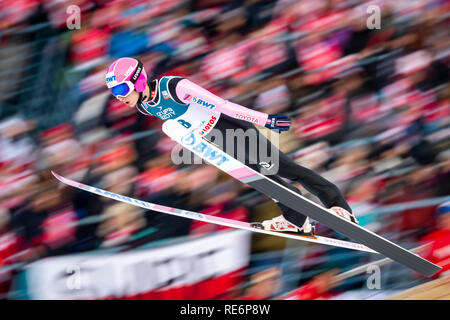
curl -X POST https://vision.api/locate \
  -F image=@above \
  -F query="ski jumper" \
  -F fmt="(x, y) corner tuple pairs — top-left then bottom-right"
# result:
(138, 76), (352, 227)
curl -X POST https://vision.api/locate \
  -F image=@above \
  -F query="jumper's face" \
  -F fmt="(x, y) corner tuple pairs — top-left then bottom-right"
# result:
(116, 90), (140, 107)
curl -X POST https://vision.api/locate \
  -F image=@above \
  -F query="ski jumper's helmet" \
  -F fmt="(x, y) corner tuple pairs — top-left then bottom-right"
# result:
(105, 57), (147, 97)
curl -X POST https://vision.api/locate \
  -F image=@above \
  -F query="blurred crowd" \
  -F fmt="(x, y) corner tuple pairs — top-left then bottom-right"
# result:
(0, 0), (449, 299)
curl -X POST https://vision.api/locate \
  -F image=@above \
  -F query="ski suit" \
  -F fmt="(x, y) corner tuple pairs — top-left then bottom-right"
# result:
(137, 76), (352, 227)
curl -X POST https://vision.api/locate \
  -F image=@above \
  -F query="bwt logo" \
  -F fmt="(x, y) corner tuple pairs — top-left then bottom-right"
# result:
(106, 75), (116, 83)
(181, 133), (229, 166)
(95, 187), (151, 209)
(192, 97), (215, 110)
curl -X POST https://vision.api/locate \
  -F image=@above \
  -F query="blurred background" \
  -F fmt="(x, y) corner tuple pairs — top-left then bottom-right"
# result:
(0, 0), (449, 300)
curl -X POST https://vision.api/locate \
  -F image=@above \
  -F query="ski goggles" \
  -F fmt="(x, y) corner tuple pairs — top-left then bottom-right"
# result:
(110, 81), (135, 98)
(107, 60), (144, 98)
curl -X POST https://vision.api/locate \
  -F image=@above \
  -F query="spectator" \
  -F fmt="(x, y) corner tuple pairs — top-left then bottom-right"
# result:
(420, 201), (450, 278)
(242, 267), (282, 300)
(97, 203), (146, 248)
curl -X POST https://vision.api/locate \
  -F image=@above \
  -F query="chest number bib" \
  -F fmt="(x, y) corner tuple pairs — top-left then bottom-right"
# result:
(177, 119), (192, 128)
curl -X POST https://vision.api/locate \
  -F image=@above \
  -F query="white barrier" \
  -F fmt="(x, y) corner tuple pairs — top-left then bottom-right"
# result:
(24, 230), (251, 300)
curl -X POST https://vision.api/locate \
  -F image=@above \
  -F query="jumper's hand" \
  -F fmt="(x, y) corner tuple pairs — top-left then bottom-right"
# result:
(265, 114), (291, 132)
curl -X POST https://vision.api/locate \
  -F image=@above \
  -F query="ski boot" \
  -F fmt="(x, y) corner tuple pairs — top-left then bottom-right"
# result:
(251, 215), (315, 237)
(329, 207), (359, 225)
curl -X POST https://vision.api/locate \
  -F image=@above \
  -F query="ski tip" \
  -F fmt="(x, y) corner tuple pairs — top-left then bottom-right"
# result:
(426, 264), (443, 278)
(51, 171), (62, 181)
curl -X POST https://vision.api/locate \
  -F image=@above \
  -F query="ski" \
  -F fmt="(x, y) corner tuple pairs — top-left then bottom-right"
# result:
(52, 171), (376, 253)
(162, 120), (441, 277)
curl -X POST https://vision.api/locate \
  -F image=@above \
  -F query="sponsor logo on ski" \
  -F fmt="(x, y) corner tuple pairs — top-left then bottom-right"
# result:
(94, 187), (152, 209)
(181, 132), (229, 166)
